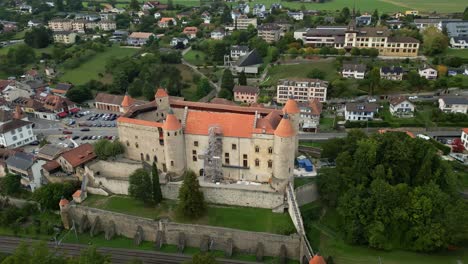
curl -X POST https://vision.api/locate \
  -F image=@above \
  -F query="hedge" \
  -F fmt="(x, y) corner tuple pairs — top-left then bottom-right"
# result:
(429, 139), (451, 155)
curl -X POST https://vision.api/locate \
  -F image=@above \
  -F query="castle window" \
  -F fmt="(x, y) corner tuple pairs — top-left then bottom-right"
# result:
(243, 154), (248, 167)
(255, 146), (259, 153)
(194, 141), (198, 147)
(154, 155), (158, 162)
(193, 156), (197, 162)
(167, 132), (170, 136)
(135, 135), (138, 139)
(140, 153), (144, 160)
(175, 132), (177, 136)
(268, 147), (273, 154)
(225, 153), (230, 164)
(146, 154), (150, 161)
(126, 141), (129, 147)
(171, 160), (174, 166)
(135, 143), (139, 148)
(159, 139), (164, 146)
(192, 150), (196, 155)
(232, 144), (237, 150)
(268, 160), (272, 168)
(255, 159), (260, 167)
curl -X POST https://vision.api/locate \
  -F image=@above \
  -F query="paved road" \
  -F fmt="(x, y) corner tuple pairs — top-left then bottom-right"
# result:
(0, 236), (260, 264)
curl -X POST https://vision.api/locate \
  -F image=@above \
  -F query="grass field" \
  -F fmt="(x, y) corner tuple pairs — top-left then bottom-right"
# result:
(444, 49), (468, 59)
(183, 50), (207, 66)
(301, 201), (468, 264)
(59, 45), (138, 85)
(82, 195), (295, 235)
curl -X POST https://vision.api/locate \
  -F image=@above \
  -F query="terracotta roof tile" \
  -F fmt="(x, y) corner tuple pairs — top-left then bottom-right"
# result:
(121, 94), (134, 107)
(185, 111), (255, 138)
(283, 99), (300, 114)
(117, 116), (163, 128)
(274, 115), (295, 137)
(95, 93), (125, 105)
(463, 128), (468, 134)
(309, 255), (326, 264)
(163, 113), (182, 131)
(60, 144), (96, 168)
(389, 96), (411, 106)
(72, 190), (82, 197)
(129, 32), (154, 39)
(155, 88), (168, 98)
(59, 198), (69, 206)
(170, 99), (275, 115)
(42, 160), (60, 172)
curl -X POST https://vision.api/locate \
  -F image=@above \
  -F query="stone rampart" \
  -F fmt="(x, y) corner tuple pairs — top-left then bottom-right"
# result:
(295, 183), (319, 206)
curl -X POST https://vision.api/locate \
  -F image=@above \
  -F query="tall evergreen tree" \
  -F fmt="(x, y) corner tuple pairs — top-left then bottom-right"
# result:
(238, 71), (247, 85)
(221, 69), (234, 91)
(129, 0), (140, 11)
(177, 170), (205, 219)
(152, 162), (163, 205)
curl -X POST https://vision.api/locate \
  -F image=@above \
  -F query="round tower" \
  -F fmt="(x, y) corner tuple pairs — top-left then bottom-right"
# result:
(155, 88), (170, 111)
(282, 98), (300, 155)
(272, 114), (296, 190)
(121, 93), (134, 113)
(163, 109), (186, 176)
(59, 198), (71, 229)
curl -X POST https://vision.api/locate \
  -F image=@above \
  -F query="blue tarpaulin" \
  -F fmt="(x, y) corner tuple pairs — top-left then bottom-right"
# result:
(297, 158), (313, 172)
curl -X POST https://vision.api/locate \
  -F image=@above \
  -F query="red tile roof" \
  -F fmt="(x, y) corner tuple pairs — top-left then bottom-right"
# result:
(59, 198), (69, 206)
(60, 144), (96, 168)
(117, 116), (163, 128)
(121, 94), (134, 107)
(185, 111), (255, 138)
(155, 88), (168, 98)
(170, 99), (277, 115)
(309, 255), (326, 264)
(95, 93), (125, 105)
(163, 113), (182, 131)
(274, 115), (295, 138)
(183, 27), (198, 33)
(72, 190), (82, 197)
(462, 128), (468, 134)
(283, 99), (300, 114)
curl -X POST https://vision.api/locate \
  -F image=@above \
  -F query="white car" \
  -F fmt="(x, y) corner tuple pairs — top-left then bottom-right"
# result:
(408, 96), (418, 100)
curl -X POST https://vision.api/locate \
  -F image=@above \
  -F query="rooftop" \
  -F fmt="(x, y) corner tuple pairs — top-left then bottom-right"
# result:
(60, 143), (96, 168)
(184, 111), (256, 138)
(233, 85), (259, 95)
(343, 63), (366, 72)
(0, 119), (32, 134)
(346, 102), (379, 112)
(129, 32), (154, 39)
(441, 96), (468, 105)
(5, 152), (34, 171)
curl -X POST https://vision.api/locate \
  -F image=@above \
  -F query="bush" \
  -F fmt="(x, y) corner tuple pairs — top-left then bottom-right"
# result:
(430, 139), (451, 155)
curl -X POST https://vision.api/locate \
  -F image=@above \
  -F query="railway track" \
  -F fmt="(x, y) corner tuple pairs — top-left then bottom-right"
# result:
(0, 236), (260, 264)
(298, 146), (321, 157)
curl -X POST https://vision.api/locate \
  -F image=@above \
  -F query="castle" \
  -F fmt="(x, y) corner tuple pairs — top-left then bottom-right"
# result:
(117, 89), (300, 190)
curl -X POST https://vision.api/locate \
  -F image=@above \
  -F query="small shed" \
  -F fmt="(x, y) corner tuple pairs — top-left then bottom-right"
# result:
(297, 156), (313, 172)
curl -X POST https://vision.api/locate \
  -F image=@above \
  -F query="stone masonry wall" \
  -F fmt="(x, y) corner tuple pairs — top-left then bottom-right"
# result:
(67, 205), (301, 260)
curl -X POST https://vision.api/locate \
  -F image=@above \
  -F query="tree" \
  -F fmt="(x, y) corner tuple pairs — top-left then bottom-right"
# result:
(33, 182), (78, 210)
(151, 163), (162, 205)
(66, 86), (93, 103)
(129, 0), (140, 10)
(307, 68), (325, 79)
(54, 0), (64, 11)
(93, 139), (124, 160)
(24, 27), (52, 49)
(368, 67), (380, 95)
(177, 170), (205, 219)
(221, 5), (232, 24)
(128, 169), (153, 204)
(7, 45), (36, 65)
(451, 138), (465, 153)
(167, 0), (174, 9)
(372, 9), (379, 24)
(66, 0), (83, 11)
(238, 71), (247, 85)
(0, 173), (21, 196)
(463, 7), (468, 20)
(218, 88), (232, 99)
(185, 253), (218, 264)
(74, 246), (111, 264)
(196, 78), (212, 99)
(422, 26), (448, 55)
(221, 69), (234, 91)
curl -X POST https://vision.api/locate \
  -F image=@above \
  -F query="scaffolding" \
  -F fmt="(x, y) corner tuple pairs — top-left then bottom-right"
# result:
(203, 125), (223, 182)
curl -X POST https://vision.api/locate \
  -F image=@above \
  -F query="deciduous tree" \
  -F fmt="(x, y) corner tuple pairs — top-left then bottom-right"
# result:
(128, 169), (153, 205)
(221, 69), (234, 91)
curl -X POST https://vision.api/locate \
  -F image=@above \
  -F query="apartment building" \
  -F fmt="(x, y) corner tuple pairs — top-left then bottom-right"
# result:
(257, 23), (281, 43)
(48, 19), (72, 31)
(53, 31), (77, 44)
(235, 15), (257, 30)
(342, 64), (366, 79)
(344, 103), (379, 121)
(294, 26), (346, 48)
(380, 66), (404, 80)
(276, 78), (328, 103)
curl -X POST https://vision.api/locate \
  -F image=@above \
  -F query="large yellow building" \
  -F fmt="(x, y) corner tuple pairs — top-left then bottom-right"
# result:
(117, 89), (299, 190)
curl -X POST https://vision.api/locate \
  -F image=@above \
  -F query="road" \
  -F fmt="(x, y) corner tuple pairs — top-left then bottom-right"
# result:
(0, 236), (260, 264)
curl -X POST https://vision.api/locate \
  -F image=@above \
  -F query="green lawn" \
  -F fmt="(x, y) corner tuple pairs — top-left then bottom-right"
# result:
(444, 49), (468, 59)
(176, 64), (205, 101)
(299, 141), (326, 148)
(263, 60), (339, 86)
(300, 201), (468, 264)
(319, 117), (336, 131)
(183, 50), (207, 66)
(379, 103), (434, 128)
(294, 177), (316, 189)
(59, 46), (138, 85)
(82, 195), (295, 235)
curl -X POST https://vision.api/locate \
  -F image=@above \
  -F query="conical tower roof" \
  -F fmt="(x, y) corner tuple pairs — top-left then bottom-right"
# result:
(155, 88), (168, 98)
(309, 254), (326, 264)
(163, 109), (182, 131)
(282, 98), (300, 114)
(121, 93), (134, 107)
(274, 114), (295, 137)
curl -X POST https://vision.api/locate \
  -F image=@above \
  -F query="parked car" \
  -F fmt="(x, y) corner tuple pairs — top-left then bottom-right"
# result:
(63, 130), (73, 134)
(81, 128), (90, 132)
(29, 141), (40, 146)
(72, 136), (80, 140)
(81, 136), (88, 140)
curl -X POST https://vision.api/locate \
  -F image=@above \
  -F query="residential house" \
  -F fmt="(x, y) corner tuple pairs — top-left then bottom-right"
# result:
(294, 26), (347, 48)
(5, 152), (45, 190)
(19, 5), (32, 13)
(298, 99), (322, 133)
(233, 85), (259, 104)
(201, 12), (211, 24)
(12, 97), (58, 121)
(356, 15), (372, 26)
(450, 36), (468, 49)
(127, 32), (155, 46)
(276, 78), (328, 103)
(183, 27), (198, 39)
(443, 20), (468, 38)
(0, 21), (17, 32)
(253, 4), (266, 16)
(270, 3), (282, 12)
(170, 37), (189, 48)
(344, 102), (379, 121)
(386, 19), (403, 30)
(37, 144), (67, 161)
(142, 1), (159, 10)
(438, 97), (468, 114)
(98, 20), (117, 31)
(389, 96), (415, 117)
(45, 67), (56, 78)
(56, 143), (96, 174)
(419, 66), (438, 80)
(94, 92), (143, 112)
(461, 128), (468, 151)
(42, 94), (77, 115)
(380, 66), (404, 80)
(233, 49), (263, 74)
(2, 82), (33, 102)
(257, 23), (281, 43)
(234, 3), (250, 15)
(405, 10), (419, 16)
(28, 20), (42, 27)
(53, 31), (77, 44)
(230, 45), (249, 60)
(0, 110), (36, 149)
(287, 11), (304, 21)
(211, 28), (225, 40)
(100, 13), (116, 20)
(52, 83), (73, 96)
(342, 64), (366, 79)
(158, 17), (176, 28)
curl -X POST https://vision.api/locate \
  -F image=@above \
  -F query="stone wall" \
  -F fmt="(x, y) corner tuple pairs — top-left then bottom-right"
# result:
(67, 205), (301, 260)
(161, 182), (285, 209)
(295, 183), (319, 206)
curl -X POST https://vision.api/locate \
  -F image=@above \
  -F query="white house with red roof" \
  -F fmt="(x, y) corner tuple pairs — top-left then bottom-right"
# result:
(461, 128), (468, 151)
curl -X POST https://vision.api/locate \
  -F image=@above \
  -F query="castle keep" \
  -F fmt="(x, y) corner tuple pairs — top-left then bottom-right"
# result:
(117, 88), (300, 190)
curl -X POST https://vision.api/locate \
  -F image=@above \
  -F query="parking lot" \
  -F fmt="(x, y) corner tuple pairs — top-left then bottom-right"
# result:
(30, 109), (121, 151)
